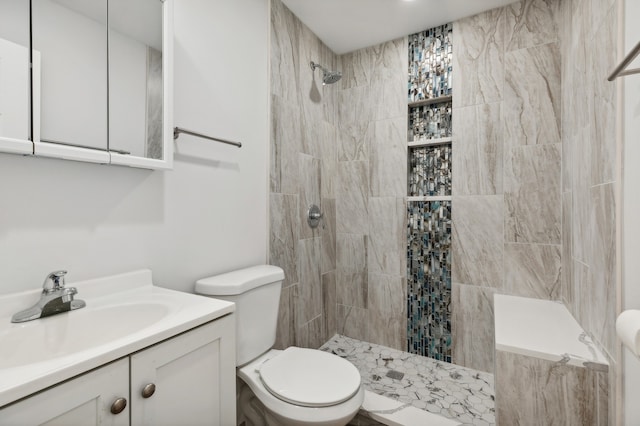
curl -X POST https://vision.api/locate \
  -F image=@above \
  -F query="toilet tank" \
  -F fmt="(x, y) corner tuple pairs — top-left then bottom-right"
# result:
(196, 265), (284, 366)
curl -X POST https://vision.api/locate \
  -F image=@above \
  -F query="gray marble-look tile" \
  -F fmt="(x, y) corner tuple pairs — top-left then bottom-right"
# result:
(588, 6), (617, 186)
(323, 271), (337, 341)
(574, 259), (589, 331)
(366, 310), (405, 351)
(495, 350), (602, 425)
(341, 38), (406, 90)
(451, 196), (504, 288)
(270, 94), (301, 194)
(452, 284), (496, 373)
(338, 120), (370, 162)
(368, 197), (405, 276)
(587, 183), (616, 358)
(603, 356), (614, 426)
(369, 117), (407, 198)
(562, 192), (574, 310)
(336, 305), (368, 342)
(504, 243), (561, 299)
(321, 198), (336, 274)
(337, 161), (369, 234)
(572, 183), (590, 264)
(504, 0), (559, 52)
(270, 0), (299, 103)
(319, 121), (337, 199)
(453, 8), (505, 108)
(452, 102), (503, 195)
(297, 315), (324, 350)
(299, 154), (321, 239)
(504, 42), (561, 147)
(337, 233), (368, 308)
(504, 144), (561, 244)
(297, 238), (322, 325)
(368, 273), (405, 314)
(274, 283), (298, 349)
(269, 193), (299, 287)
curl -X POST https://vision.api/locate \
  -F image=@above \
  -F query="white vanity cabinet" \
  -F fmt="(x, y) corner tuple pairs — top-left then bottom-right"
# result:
(0, 316), (235, 426)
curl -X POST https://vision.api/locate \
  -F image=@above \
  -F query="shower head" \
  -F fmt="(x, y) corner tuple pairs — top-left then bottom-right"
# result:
(310, 61), (342, 85)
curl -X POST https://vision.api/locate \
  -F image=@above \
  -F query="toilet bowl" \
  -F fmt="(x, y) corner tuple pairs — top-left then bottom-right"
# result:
(196, 265), (363, 426)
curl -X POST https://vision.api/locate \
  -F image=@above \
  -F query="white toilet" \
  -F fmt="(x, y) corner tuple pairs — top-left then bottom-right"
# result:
(196, 265), (364, 426)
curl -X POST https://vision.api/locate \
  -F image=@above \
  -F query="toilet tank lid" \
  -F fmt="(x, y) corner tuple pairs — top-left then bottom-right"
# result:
(196, 265), (284, 296)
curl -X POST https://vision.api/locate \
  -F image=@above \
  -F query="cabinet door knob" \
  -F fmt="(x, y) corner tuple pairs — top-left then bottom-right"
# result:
(110, 397), (127, 414)
(141, 383), (156, 398)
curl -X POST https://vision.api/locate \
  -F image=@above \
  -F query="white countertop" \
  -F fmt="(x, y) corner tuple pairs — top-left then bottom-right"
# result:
(494, 294), (608, 369)
(0, 270), (235, 408)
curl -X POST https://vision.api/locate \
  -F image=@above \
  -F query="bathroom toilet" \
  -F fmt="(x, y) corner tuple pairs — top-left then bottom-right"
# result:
(196, 265), (364, 426)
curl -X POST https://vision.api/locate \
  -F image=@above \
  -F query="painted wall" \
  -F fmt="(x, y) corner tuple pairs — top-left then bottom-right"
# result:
(623, 0), (640, 423)
(0, 0), (269, 295)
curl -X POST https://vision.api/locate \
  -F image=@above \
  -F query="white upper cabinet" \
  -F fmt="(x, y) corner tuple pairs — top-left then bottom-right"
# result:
(0, 0), (173, 169)
(0, 0), (33, 155)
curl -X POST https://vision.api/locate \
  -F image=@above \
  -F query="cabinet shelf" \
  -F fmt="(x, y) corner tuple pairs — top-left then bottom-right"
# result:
(408, 137), (453, 147)
(408, 95), (453, 108)
(407, 196), (452, 202)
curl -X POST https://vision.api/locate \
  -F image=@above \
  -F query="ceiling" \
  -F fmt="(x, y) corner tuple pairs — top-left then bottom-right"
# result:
(280, 0), (518, 55)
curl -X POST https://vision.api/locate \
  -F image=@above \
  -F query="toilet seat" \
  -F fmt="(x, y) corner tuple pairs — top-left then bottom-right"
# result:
(238, 349), (365, 426)
(258, 347), (361, 408)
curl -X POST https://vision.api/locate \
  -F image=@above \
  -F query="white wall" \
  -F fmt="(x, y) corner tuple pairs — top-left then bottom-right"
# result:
(623, 0), (640, 423)
(0, 0), (269, 295)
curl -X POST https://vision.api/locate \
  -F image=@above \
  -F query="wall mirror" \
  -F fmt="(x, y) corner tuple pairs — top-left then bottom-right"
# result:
(0, 0), (173, 169)
(0, 0), (33, 155)
(32, 0), (109, 162)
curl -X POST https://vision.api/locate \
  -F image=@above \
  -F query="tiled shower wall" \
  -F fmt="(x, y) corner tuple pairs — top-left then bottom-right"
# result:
(270, 0), (339, 349)
(269, 0), (407, 351)
(336, 38), (407, 350)
(451, 0), (563, 374)
(453, 0), (618, 421)
(559, 0), (618, 423)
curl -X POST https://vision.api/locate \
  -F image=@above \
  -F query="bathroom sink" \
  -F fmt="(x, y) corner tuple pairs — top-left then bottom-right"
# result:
(0, 303), (169, 368)
(0, 269), (235, 408)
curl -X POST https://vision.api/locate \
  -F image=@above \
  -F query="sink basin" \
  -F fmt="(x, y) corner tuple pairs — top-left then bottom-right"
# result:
(0, 303), (169, 368)
(0, 269), (235, 408)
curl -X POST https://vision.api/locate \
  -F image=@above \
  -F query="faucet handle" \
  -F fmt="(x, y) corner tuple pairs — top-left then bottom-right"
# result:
(42, 270), (67, 293)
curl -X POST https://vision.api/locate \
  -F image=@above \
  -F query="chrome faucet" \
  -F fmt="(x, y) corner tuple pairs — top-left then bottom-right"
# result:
(11, 270), (86, 323)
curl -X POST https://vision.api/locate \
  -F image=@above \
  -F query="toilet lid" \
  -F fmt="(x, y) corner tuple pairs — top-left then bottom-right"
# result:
(258, 347), (361, 408)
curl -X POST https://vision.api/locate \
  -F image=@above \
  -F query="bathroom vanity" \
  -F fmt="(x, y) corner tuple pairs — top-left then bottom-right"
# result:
(0, 270), (236, 425)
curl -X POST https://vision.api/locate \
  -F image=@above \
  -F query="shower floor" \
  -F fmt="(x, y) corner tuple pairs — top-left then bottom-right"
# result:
(319, 335), (495, 426)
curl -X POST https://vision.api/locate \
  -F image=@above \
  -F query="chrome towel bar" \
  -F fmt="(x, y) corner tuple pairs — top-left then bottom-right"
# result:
(173, 127), (242, 148)
(608, 40), (640, 81)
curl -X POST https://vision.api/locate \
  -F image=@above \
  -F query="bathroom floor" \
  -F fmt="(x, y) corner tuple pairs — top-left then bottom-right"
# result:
(320, 335), (495, 426)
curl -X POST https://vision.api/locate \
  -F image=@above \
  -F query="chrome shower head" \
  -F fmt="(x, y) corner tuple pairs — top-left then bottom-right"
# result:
(310, 61), (342, 85)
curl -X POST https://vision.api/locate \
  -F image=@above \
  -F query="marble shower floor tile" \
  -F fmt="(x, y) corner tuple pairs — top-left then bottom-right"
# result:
(320, 335), (495, 426)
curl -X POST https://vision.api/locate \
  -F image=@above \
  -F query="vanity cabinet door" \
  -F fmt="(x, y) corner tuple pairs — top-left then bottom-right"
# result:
(0, 358), (129, 426)
(129, 315), (236, 426)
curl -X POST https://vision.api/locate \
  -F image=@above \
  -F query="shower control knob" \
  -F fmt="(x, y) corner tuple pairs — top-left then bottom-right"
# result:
(307, 204), (323, 229)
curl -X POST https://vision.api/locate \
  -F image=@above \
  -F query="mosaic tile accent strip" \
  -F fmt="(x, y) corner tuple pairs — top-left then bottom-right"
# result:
(408, 145), (452, 197)
(408, 24), (453, 102)
(409, 101), (452, 141)
(321, 334), (495, 426)
(407, 201), (452, 361)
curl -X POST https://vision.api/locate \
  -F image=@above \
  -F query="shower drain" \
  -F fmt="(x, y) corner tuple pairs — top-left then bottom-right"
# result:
(385, 370), (405, 381)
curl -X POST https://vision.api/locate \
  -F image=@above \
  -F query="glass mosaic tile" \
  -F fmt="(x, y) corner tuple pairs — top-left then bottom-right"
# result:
(407, 201), (452, 361)
(408, 23), (453, 102)
(408, 145), (452, 197)
(408, 101), (452, 141)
